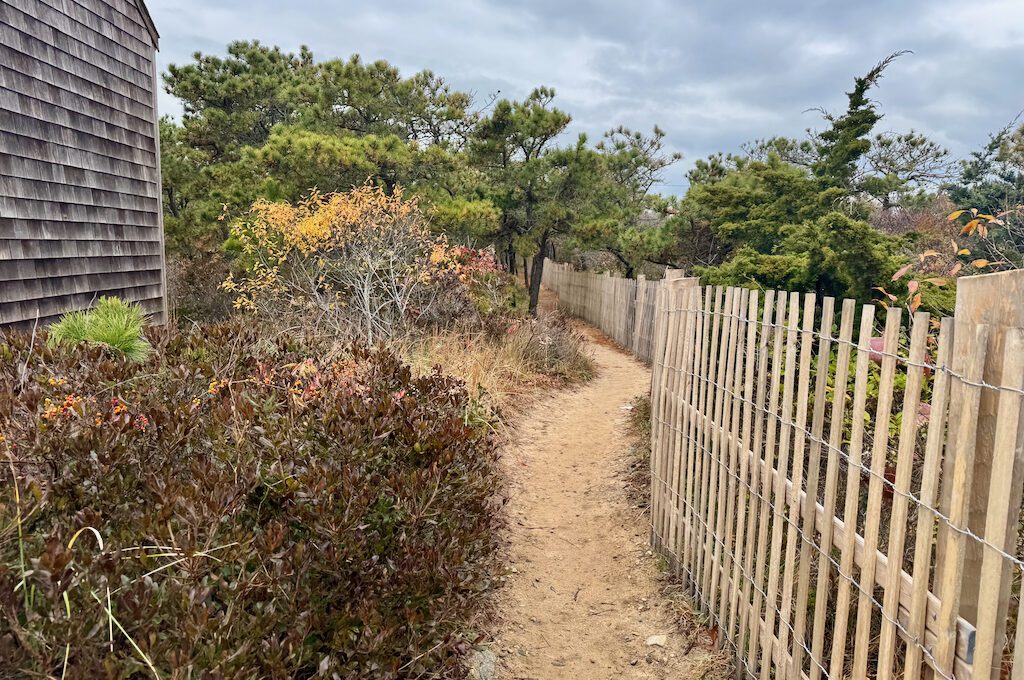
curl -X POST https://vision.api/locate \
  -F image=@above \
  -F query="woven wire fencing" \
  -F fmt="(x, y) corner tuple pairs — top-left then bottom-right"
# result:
(544, 260), (1024, 679)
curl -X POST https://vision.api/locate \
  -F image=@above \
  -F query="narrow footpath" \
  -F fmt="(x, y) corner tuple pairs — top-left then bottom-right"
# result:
(493, 325), (725, 679)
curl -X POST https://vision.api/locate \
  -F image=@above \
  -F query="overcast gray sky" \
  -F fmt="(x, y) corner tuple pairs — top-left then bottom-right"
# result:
(148, 0), (1023, 193)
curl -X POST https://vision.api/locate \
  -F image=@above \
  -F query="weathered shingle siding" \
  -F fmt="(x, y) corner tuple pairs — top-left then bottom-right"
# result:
(0, 0), (166, 329)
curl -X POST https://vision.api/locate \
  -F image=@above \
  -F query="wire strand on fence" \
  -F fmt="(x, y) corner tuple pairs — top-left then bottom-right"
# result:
(651, 355), (1024, 576)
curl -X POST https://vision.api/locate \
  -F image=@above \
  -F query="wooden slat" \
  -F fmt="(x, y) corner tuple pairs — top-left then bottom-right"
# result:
(808, 298), (856, 680)
(904, 317), (956, 677)
(682, 286), (709, 584)
(664, 282), (688, 556)
(760, 291), (800, 679)
(674, 286), (702, 572)
(876, 312), (931, 679)
(790, 296), (835, 678)
(970, 328), (1024, 680)
(649, 278), (672, 550)
(741, 289), (772, 671)
(934, 323), (991, 675)
(851, 307), (903, 677)
(749, 290), (785, 674)
(698, 287), (726, 600)
(724, 288), (754, 642)
(690, 286), (716, 595)
(659, 282), (685, 551)
(712, 288), (745, 618)
(829, 304), (877, 678)
(778, 293), (817, 678)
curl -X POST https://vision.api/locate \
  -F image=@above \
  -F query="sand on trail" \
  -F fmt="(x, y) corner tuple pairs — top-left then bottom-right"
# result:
(492, 324), (725, 680)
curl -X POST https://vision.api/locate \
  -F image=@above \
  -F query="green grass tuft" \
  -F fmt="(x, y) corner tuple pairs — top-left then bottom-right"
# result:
(49, 297), (152, 362)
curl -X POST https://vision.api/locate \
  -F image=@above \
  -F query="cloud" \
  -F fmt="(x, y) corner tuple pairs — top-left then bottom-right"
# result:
(147, 0), (1024, 194)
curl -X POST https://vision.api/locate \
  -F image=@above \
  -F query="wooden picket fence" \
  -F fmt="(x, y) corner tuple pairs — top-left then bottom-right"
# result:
(542, 261), (662, 363)
(542, 258), (1024, 679)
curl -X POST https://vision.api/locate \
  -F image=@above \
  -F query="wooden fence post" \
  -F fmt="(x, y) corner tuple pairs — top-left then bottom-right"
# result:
(665, 268), (685, 281)
(946, 269), (1024, 675)
(632, 275), (647, 353)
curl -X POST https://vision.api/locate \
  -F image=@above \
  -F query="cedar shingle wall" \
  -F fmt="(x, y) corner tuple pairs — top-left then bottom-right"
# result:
(0, 0), (165, 329)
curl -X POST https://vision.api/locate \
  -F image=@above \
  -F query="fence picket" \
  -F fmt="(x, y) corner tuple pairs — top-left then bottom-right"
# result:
(676, 285), (703, 575)
(973, 329), (1024, 679)
(904, 317), (955, 678)
(790, 296), (835, 678)
(689, 286), (715, 596)
(709, 288), (743, 619)
(809, 298), (856, 680)
(751, 291), (787, 674)
(935, 323), (991, 676)
(725, 288), (755, 643)
(828, 303), (877, 678)
(681, 286), (707, 581)
(777, 293), (817, 678)
(876, 311), (930, 679)
(700, 287), (729, 602)
(742, 289), (774, 672)
(852, 307), (904, 678)
(760, 291), (801, 679)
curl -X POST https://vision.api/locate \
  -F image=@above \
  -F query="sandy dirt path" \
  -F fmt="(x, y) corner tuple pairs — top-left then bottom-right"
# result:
(492, 325), (723, 680)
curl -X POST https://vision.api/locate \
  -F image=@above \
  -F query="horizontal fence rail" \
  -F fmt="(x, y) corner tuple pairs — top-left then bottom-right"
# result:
(542, 259), (1024, 679)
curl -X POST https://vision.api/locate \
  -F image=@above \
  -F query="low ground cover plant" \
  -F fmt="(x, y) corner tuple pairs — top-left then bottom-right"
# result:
(0, 320), (501, 678)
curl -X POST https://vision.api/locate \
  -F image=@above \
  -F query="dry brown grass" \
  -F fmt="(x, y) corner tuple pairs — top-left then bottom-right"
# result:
(396, 313), (594, 415)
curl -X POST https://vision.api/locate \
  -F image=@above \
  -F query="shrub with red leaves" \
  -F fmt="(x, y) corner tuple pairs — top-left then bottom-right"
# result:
(0, 321), (501, 678)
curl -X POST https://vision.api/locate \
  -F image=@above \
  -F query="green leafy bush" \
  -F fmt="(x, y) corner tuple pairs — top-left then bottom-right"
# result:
(0, 321), (500, 678)
(49, 297), (152, 362)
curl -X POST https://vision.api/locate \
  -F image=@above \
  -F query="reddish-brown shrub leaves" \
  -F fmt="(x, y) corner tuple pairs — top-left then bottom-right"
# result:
(0, 322), (501, 678)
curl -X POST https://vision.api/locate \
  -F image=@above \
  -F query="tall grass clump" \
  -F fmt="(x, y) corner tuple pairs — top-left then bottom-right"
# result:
(49, 296), (152, 362)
